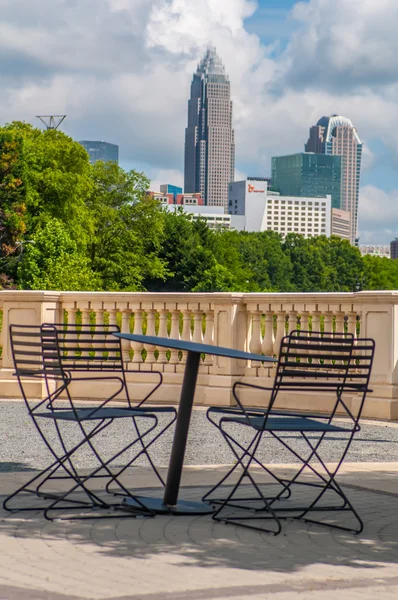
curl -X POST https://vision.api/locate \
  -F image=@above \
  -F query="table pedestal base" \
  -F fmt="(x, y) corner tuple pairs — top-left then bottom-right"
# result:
(123, 496), (215, 515)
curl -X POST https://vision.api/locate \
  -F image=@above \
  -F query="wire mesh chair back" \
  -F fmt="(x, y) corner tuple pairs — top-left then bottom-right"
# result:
(343, 337), (375, 422)
(271, 330), (374, 424)
(9, 324), (67, 413)
(48, 323), (124, 373)
(274, 330), (355, 394)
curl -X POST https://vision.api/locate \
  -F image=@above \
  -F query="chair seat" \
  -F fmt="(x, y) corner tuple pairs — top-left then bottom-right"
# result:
(36, 407), (157, 422)
(222, 415), (351, 433)
(133, 406), (176, 413)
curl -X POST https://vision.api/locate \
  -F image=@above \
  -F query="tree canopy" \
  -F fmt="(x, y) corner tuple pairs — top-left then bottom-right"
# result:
(0, 120), (395, 293)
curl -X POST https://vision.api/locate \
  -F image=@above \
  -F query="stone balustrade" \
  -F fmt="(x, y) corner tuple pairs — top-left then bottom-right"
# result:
(1, 290), (398, 419)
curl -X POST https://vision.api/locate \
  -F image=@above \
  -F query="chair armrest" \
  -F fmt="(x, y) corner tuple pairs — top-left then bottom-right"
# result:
(231, 381), (277, 426)
(126, 370), (163, 407)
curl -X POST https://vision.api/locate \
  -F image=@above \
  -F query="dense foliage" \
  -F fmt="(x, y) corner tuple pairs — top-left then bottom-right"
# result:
(0, 122), (395, 292)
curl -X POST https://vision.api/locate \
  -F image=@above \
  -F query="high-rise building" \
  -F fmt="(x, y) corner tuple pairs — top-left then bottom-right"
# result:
(79, 141), (119, 165)
(184, 47), (235, 210)
(160, 184), (183, 200)
(331, 208), (351, 240)
(391, 239), (398, 260)
(305, 115), (362, 244)
(271, 153), (342, 209)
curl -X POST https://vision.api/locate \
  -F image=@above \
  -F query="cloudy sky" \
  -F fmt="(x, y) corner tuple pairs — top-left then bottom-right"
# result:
(0, 0), (397, 243)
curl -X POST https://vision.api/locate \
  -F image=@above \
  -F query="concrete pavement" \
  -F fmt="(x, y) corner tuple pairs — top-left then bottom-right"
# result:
(0, 462), (398, 599)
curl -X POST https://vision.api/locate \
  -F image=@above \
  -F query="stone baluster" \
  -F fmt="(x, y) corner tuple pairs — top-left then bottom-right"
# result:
(81, 307), (91, 328)
(96, 309), (106, 329)
(131, 309), (144, 364)
(108, 307), (118, 329)
(68, 307), (79, 327)
(347, 312), (357, 340)
(335, 312), (345, 336)
(192, 311), (203, 344)
(203, 310), (214, 365)
(65, 307), (79, 361)
(180, 309), (192, 364)
(249, 311), (263, 355)
(121, 310), (132, 363)
(299, 311), (309, 356)
(311, 311), (321, 335)
(274, 311), (286, 355)
(300, 311), (309, 334)
(95, 309), (107, 359)
(80, 307), (92, 354)
(261, 311), (274, 356)
(335, 312), (346, 365)
(144, 308), (157, 364)
(157, 309), (169, 364)
(286, 310), (298, 335)
(324, 311), (333, 336)
(169, 310), (181, 364)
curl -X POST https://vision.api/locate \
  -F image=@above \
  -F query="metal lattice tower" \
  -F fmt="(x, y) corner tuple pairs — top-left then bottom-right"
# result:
(36, 115), (66, 130)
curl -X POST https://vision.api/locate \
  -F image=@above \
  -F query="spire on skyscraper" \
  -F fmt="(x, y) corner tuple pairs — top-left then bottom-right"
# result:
(196, 47), (228, 80)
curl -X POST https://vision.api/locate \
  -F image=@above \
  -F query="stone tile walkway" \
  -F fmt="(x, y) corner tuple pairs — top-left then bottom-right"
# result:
(0, 463), (398, 599)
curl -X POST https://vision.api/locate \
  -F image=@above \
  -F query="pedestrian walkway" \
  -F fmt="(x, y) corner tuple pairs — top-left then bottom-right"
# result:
(0, 462), (398, 599)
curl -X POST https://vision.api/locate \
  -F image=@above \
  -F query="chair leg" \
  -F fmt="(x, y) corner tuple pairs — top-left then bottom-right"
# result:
(263, 432), (363, 534)
(211, 429), (282, 535)
(3, 419), (112, 513)
(44, 417), (159, 521)
(105, 412), (177, 495)
(202, 418), (291, 506)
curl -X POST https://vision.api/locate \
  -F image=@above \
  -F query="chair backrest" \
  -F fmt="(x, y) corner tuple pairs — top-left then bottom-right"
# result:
(44, 323), (124, 373)
(9, 324), (66, 412)
(271, 330), (375, 423)
(344, 337), (375, 421)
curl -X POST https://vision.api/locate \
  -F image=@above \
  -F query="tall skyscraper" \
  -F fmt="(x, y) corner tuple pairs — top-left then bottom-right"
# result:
(305, 115), (362, 244)
(184, 47), (235, 209)
(271, 153), (342, 209)
(79, 141), (119, 165)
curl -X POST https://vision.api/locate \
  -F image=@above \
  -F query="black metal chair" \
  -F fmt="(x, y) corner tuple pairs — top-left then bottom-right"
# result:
(3, 324), (175, 520)
(203, 331), (375, 535)
(50, 323), (177, 493)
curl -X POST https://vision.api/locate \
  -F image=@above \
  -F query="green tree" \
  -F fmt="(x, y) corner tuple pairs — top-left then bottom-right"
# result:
(363, 255), (398, 290)
(0, 130), (27, 286)
(87, 162), (169, 290)
(145, 210), (218, 292)
(18, 218), (99, 291)
(238, 231), (293, 291)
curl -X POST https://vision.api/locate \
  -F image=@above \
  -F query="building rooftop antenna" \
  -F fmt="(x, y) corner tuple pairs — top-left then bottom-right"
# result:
(36, 115), (66, 130)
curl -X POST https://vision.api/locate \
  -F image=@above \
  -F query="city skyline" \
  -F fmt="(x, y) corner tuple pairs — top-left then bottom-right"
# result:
(0, 1), (397, 243)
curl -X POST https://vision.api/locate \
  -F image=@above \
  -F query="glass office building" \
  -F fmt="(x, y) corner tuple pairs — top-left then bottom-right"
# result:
(79, 141), (119, 165)
(271, 153), (342, 209)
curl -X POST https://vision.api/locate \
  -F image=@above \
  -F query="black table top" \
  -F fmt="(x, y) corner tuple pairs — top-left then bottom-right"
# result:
(114, 333), (276, 363)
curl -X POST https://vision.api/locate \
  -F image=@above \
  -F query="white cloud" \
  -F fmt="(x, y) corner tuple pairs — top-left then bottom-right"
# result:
(358, 185), (398, 243)
(284, 0), (398, 91)
(149, 168), (184, 192)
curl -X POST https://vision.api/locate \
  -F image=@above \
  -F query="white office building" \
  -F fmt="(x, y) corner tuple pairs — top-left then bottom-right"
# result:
(165, 204), (231, 230)
(228, 179), (332, 238)
(264, 195), (331, 238)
